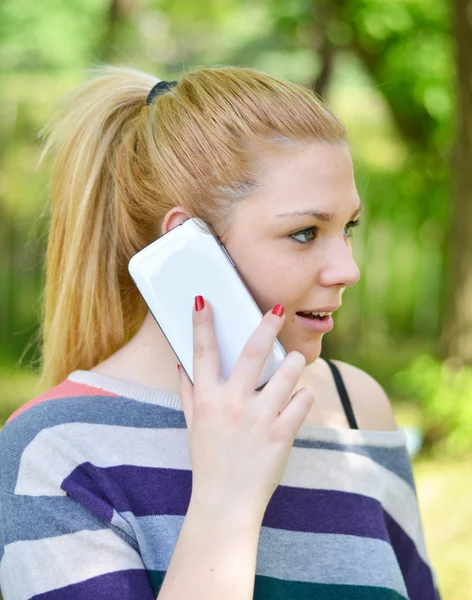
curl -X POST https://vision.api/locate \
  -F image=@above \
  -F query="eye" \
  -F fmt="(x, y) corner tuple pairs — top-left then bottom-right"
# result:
(290, 227), (317, 244)
(290, 219), (361, 245)
(344, 218), (361, 238)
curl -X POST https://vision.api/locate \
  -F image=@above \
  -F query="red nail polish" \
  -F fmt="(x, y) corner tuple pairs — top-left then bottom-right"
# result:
(272, 304), (284, 317)
(195, 295), (205, 311)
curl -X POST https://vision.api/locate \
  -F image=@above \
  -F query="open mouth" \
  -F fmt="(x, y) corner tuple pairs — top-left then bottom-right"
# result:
(296, 312), (330, 321)
(295, 309), (335, 333)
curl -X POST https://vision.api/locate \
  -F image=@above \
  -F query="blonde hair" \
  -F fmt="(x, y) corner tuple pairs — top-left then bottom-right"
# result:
(35, 64), (346, 391)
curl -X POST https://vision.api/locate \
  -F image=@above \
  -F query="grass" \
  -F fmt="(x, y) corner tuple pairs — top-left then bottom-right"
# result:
(412, 455), (472, 600)
(0, 367), (470, 599)
(391, 401), (472, 600)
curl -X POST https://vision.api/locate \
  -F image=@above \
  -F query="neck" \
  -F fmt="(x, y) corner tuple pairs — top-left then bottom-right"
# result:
(91, 311), (182, 393)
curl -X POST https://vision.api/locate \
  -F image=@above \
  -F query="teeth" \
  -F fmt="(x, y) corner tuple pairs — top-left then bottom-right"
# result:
(301, 311), (331, 317)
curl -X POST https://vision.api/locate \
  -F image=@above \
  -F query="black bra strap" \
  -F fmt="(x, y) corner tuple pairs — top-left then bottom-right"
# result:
(325, 359), (359, 430)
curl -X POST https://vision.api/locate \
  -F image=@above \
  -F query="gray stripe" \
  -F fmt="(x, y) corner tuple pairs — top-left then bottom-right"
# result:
(257, 526), (408, 596)
(0, 493), (106, 545)
(121, 512), (408, 597)
(121, 513), (185, 569)
(0, 492), (139, 565)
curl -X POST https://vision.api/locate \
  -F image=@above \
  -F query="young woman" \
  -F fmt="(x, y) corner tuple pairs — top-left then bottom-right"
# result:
(0, 65), (440, 600)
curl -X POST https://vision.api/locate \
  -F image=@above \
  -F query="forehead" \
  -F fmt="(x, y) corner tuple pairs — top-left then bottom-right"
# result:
(248, 141), (358, 213)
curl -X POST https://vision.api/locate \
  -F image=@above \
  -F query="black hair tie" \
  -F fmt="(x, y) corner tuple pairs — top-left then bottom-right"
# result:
(146, 80), (178, 105)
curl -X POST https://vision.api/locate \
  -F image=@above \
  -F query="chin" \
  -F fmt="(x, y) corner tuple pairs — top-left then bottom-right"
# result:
(304, 348), (321, 366)
(282, 336), (322, 366)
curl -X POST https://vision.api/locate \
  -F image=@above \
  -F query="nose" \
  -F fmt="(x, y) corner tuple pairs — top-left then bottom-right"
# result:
(318, 240), (360, 289)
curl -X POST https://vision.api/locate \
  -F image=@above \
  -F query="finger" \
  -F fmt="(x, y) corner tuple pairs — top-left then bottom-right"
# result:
(228, 305), (286, 394)
(192, 296), (221, 391)
(178, 364), (194, 429)
(256, 351), (307, 416)
(276, 386), (315, 436)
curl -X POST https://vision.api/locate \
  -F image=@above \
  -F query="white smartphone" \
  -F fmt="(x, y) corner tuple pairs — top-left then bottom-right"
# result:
(128, 217), (287, 391)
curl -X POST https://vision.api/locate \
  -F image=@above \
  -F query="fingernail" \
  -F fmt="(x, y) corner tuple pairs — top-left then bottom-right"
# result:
(272, 304), (284, 317)
(195, 295), (205, 311)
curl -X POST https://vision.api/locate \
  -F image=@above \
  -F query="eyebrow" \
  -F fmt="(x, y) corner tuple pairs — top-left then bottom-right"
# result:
(275, 202), (364, 222)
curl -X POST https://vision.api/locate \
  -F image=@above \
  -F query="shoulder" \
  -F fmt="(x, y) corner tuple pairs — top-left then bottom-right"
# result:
(0, 378), (125, 493)
(320, 358), (399, 431)
(0, 380), (93, 492)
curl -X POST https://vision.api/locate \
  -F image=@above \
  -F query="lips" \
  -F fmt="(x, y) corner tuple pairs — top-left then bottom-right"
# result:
(296, 312), (334, 333)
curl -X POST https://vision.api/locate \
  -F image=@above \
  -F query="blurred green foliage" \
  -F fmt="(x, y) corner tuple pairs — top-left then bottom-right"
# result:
(394, 355), (472, 457)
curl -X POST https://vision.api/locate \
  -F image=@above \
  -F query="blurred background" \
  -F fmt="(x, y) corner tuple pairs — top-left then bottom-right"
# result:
(0, 0), (471, 598)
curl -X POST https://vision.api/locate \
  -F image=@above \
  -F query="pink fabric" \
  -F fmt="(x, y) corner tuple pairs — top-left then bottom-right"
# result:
(6, 379), (118, 424)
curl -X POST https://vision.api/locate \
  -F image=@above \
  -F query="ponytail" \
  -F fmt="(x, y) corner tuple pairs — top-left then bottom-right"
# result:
(37, 66), (160, 390)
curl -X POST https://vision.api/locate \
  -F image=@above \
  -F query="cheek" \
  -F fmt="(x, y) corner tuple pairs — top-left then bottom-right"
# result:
(226, 231), (317, 309)
(237, 254), (310, 314)
(237, 260), (280, 310)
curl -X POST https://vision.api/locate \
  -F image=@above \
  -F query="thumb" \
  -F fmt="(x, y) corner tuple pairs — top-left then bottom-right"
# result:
(177, 364), (194, 429)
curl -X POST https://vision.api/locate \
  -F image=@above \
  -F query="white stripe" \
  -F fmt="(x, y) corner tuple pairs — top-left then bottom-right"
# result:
(15, 423), (429, 566)
(15, 425), (192, 496)
(0, 528), (144, 600)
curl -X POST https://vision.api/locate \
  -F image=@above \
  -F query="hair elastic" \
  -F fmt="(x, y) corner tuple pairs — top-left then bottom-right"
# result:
(146, 80), (178, 105)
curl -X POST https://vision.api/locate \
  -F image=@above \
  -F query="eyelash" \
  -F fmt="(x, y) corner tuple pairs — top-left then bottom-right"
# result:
(290, 219), (361, 244)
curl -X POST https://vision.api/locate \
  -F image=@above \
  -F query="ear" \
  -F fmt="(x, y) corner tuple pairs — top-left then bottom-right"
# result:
(161, 207), (191, 235)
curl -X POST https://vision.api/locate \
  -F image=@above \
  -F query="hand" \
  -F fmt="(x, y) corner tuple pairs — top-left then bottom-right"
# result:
(177, 296), (315, 527)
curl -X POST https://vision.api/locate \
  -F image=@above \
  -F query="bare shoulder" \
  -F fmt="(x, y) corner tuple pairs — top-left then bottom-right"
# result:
(322, 358), (399, 431)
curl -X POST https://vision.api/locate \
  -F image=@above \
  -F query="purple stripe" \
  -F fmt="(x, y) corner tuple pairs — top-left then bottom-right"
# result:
(63, 464), (390, 541)
(265, 485), (391, 542)
(385, 512), (438, 600)
(31, 569), (155, 599)
(61, 463), (116, 522)
(62, 464), (192, 522)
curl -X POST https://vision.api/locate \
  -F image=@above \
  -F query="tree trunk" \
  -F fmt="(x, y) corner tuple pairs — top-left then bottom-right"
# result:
(438, 0), (472, 365)
(308, 0), (336, 100)
(98, 0), (133, 62)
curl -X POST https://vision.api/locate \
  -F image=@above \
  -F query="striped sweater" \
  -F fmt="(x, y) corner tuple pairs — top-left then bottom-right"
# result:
(0, 368), (441, 599)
